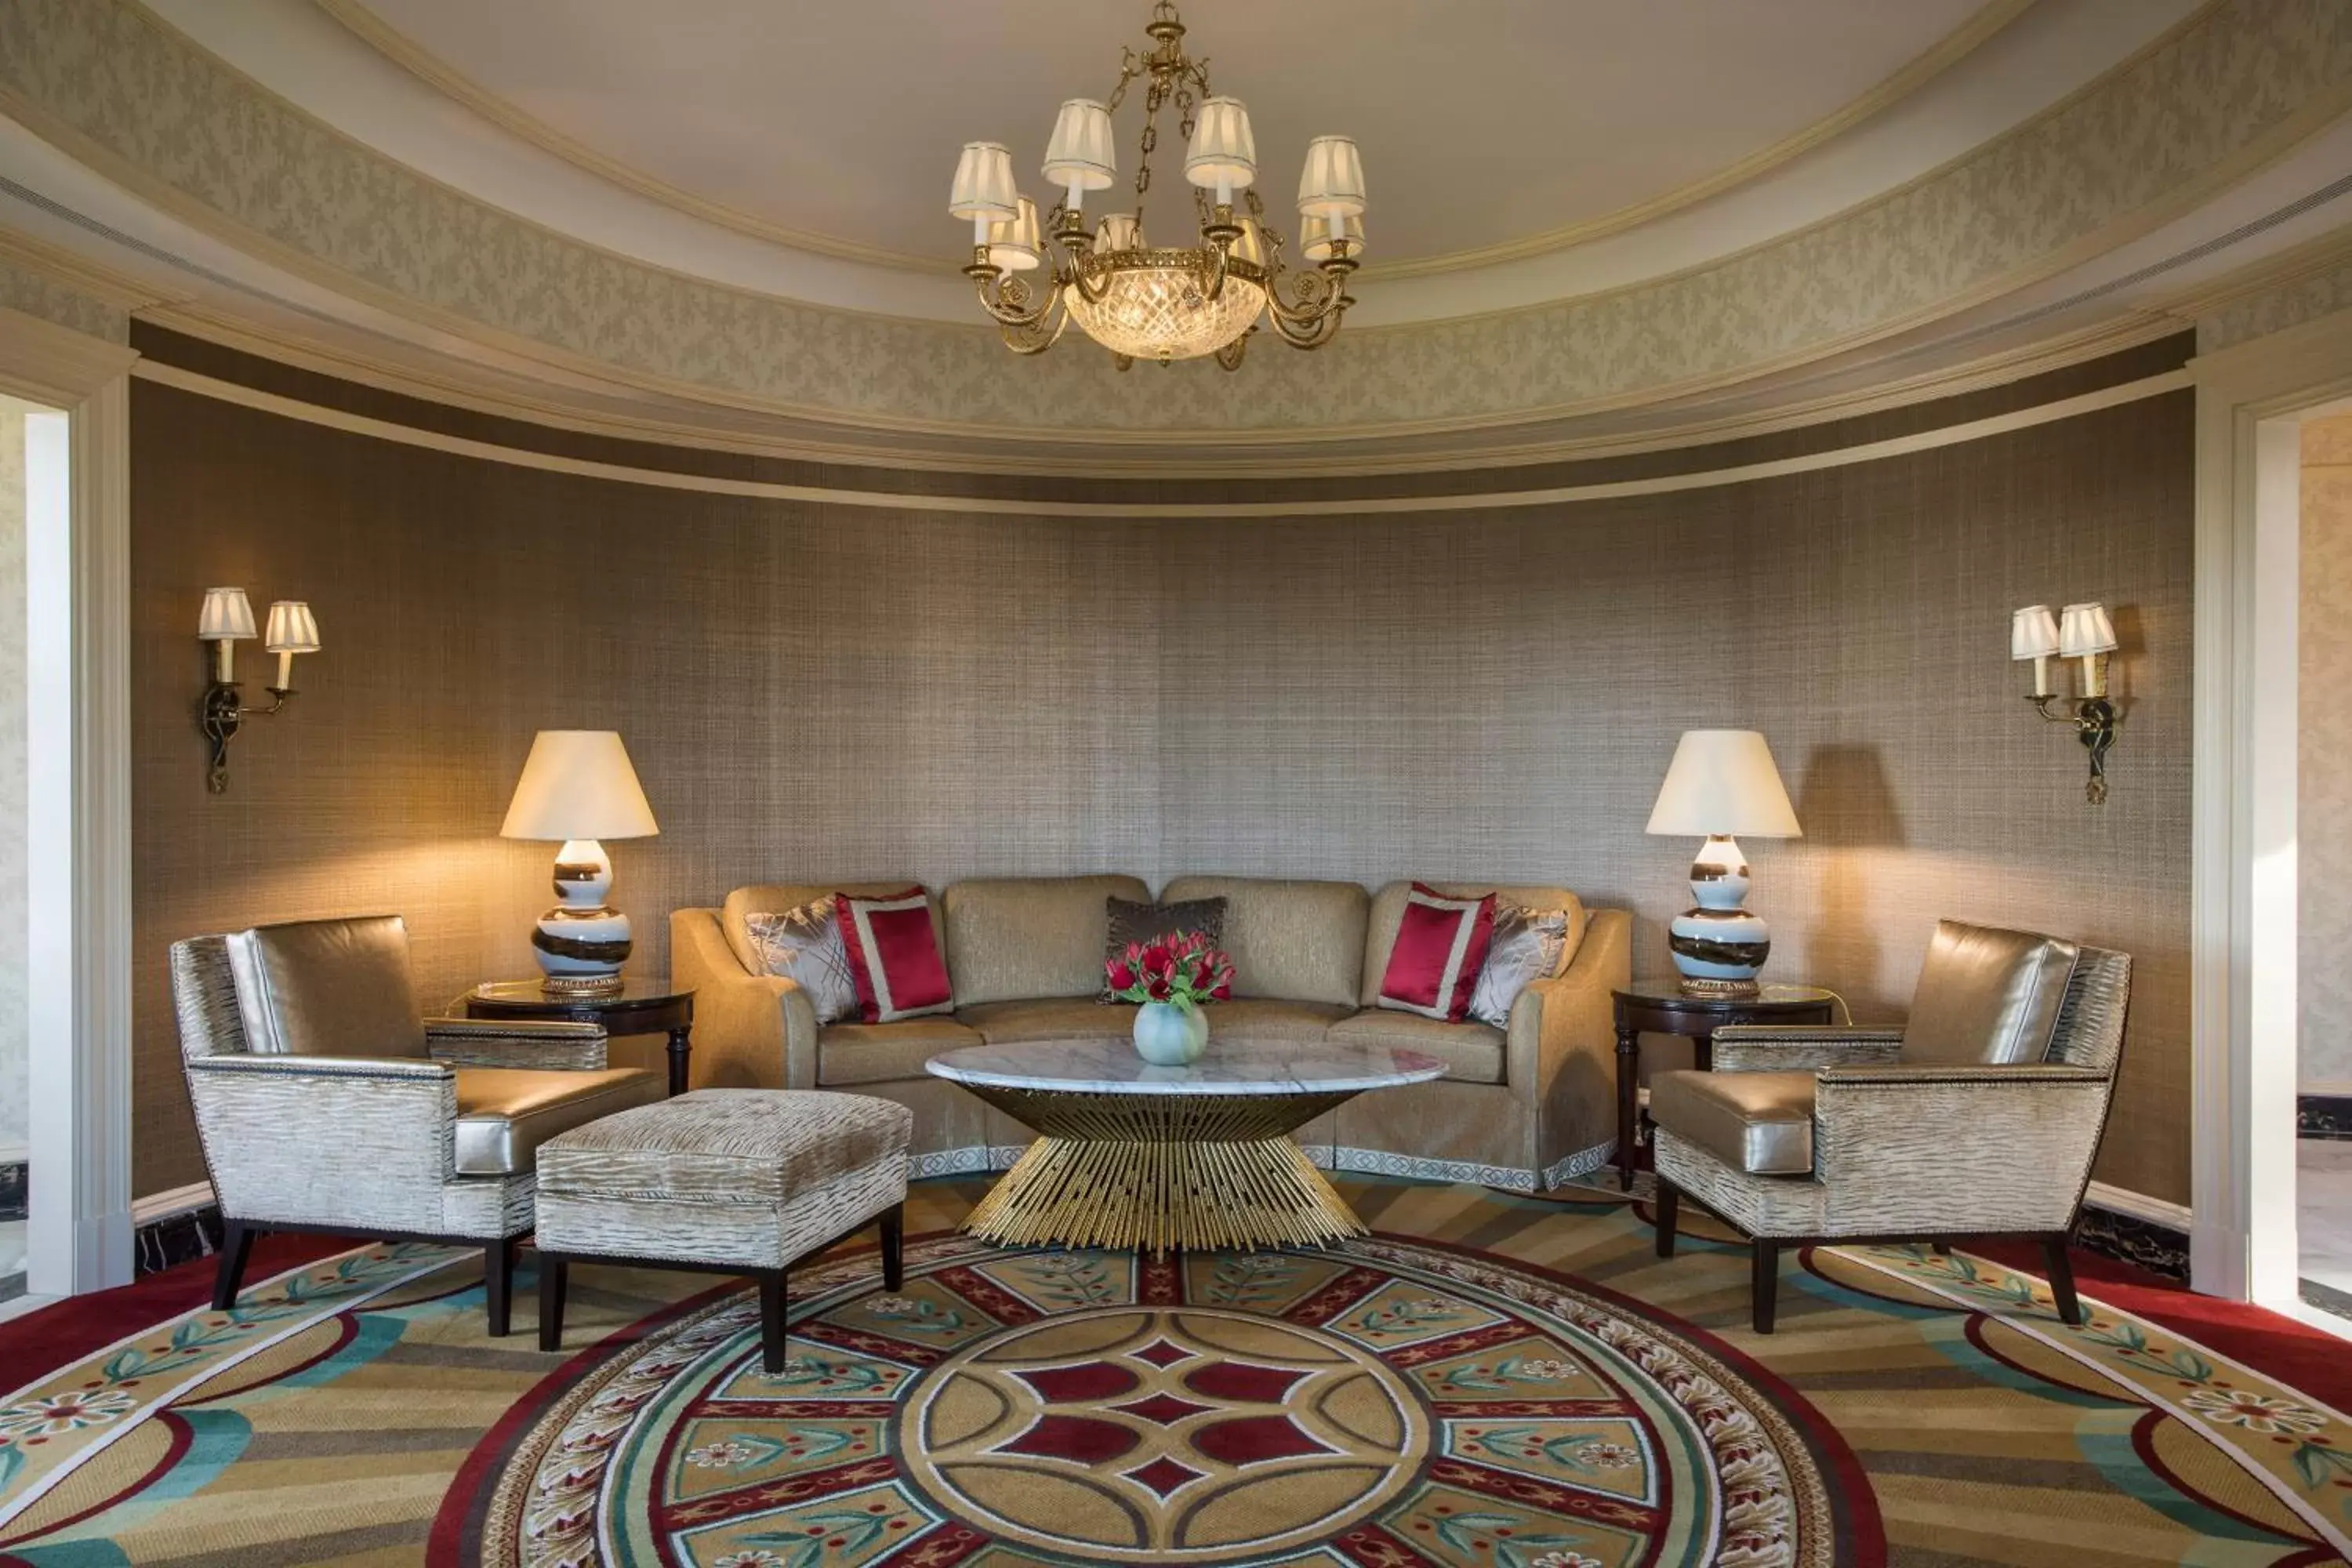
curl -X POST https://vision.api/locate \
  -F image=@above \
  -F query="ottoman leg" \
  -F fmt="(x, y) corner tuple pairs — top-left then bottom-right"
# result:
(539, 1255), (568, 1352)
(880, 1203), (904, 1291)
(485, 1236), (516, 1338)
(759, 1270), (788, 1374)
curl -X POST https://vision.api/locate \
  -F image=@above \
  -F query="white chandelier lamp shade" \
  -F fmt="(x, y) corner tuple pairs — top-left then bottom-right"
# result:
(1298, 134), (1367, 242)
(949, 141), (1019, 243)
(986, 196), (1044, 271)
(1185, 96), (1257, 203)
(2056, 602), (2118, 657)
(1094, 212), (1145, 253)
(1231, 214), (1268, 267)
(1065, 266), (1269, 361)
(1302, 212), (1364, 262)
(1042, 98), (1118, 209)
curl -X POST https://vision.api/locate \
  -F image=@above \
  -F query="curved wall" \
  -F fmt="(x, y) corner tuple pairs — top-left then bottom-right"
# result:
(125, 337), (2194, 1205)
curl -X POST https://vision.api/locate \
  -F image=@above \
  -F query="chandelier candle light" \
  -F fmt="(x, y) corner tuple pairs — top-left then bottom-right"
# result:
(949, 0), (1365, 368)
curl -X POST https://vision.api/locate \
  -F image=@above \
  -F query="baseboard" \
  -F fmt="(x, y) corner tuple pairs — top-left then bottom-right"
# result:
(0, 1158), (23, 1224)
(2299, 1093), (2352, 1138)
(132, 1181), (215, 1225)
(2078, 1181), (2191, 1280)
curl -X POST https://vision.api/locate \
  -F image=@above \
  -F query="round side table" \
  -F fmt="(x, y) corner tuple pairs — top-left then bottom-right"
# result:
(463, 978), (695, 1096)
(1610, 981), (1837, 1190)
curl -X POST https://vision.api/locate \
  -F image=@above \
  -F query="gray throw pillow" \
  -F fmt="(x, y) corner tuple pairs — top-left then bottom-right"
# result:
(743, 898), (860, 1025)
(1468, 902), (1570, 1028)
(1101, 895), (1229, 1002)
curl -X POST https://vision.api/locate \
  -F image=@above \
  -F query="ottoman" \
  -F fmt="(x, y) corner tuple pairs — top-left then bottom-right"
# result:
(533, 1087), (912, 1371)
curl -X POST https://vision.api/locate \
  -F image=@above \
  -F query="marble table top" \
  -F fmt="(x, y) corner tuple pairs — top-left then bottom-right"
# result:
(925, 1038), (1448, 1097)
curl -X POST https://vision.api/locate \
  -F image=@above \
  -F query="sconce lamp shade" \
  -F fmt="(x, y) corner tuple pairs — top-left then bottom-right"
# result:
(1297, 135), (1367, 217)
(500, 731), (659, 841)
(198, 586), (256, 641)
(1042, 99), (1117, 192)
(948, 141), (1019, 223)
(2011, 604), (2061, 660)
(263, 600), (320, 654)
(1185, 97), (1258, 190)
(985, 196), (1044, 270)
(1645, 729), (1802, 838)
(1302, 212), (1365, 262)
(2057, 602), (2118, 657)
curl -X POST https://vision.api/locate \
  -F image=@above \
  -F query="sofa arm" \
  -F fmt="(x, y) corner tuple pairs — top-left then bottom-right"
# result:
(671, 907), (817, 1089)
(186, 1055), (459, 1232)
(1711, 1025), (1904, 1073)
(423, 1018), (609, 1071)
(1511, 907), (1632, 1181)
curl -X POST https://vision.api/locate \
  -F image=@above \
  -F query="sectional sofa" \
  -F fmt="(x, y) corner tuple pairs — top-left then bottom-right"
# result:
(672, 874), (1632, 1190)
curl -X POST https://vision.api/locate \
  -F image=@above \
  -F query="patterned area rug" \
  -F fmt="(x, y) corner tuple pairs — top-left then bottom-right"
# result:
(2, 1178), (2350, 1566)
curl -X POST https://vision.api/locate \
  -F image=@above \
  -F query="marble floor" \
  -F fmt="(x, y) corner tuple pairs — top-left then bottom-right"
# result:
(2299, 1139), (2352, 1315)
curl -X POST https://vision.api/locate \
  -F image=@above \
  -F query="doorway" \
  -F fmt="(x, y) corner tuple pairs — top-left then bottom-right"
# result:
(2298, 406), (2352, 1320)
(0, 393), (51, 1304)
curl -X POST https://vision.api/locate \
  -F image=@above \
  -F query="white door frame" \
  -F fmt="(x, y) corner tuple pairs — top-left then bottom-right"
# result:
(2190, 306), (2352, 1304)
(0, 304), (136, 1301)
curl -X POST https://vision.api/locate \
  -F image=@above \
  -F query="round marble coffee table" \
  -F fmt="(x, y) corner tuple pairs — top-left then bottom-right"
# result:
(926, 1040), (1446, 1254)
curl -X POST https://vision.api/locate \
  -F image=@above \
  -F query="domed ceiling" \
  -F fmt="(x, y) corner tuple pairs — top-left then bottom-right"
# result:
(0, 0), (2347, 471)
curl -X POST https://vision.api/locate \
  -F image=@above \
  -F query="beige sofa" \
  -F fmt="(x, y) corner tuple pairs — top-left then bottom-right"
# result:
(671, 875), (1632, 1191)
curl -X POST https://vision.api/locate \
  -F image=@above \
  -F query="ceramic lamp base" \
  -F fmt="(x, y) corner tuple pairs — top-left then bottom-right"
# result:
(531, 837), (631, 993)
(1668, 833), (1770, 995)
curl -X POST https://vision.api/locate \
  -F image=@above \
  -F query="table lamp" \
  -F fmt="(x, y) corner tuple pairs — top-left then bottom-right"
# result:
(500, 730), (659, 994)
(1644, 729), (1802, 996)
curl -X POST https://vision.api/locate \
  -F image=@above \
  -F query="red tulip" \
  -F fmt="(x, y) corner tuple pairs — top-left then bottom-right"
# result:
(1106, 960), (1137, 990)
(1141, 942), (1174, 978)
(1212, 982), (1232, 1000)
(1147, 976), (1173, 1001)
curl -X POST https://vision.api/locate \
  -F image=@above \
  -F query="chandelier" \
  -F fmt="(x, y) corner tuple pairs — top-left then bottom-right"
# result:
(946, 1), (1365, 370)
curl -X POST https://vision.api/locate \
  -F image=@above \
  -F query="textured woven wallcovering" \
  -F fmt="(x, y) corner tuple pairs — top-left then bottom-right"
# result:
(127, 384), (2193, 1203)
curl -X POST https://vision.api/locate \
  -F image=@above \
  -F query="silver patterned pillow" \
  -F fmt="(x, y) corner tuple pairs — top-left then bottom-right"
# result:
(743, 898), (859, 1025)
(1468, 902), (1570, 1028)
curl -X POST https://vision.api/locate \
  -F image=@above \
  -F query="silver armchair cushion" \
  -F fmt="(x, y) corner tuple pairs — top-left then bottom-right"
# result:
(451, 1066), (664, 1175)
(1900, 920), (2080, 1067)
(1649, 1069), (1816, 1175)
(226, 915), (428, 1058)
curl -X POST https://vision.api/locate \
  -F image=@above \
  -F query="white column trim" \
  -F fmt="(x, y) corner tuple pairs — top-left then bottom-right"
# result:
(2187, 306), (2352, 1304)
(0, 304), (137, 1296)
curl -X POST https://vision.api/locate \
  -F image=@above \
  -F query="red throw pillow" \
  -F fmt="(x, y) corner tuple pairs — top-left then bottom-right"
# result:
(1377, 884), (1498, 1022)
(835, 888), (955, 1023)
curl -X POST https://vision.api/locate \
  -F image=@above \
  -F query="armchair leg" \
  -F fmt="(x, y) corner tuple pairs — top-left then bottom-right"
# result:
(2042, 1233), (2082, 1326)
(880, 1203), (904, 1291)
(485, 1237), (516, 1338)
(1654, 1181), (1679, 1258)
(759, 1270), (788, 1374)
(539, 1255), (568, 1352)
(212, 1219), (256, 1312)
(1752, 1239), (1780, 1334)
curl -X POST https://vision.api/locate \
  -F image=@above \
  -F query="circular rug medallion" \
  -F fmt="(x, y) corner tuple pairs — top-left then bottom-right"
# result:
(470, 1236), (1859, 1567)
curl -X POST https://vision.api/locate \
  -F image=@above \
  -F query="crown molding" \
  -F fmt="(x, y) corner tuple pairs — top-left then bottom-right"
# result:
(312, 0), (2037, 286)
(0, 226), (179, 311)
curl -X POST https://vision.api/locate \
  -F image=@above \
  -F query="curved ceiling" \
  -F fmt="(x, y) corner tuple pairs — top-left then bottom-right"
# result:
(318, 0), (2008, 275)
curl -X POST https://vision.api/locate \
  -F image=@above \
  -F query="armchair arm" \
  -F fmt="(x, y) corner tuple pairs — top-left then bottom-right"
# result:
(1711, 1025), (1904, 1073)
(185, 1054), (459, 1232)
(672, 908), (817, 1089)
(423, 1018), (609, 1071)
(1811, 1062), (2114, 1234)
(1511, 908), (1632, 1180)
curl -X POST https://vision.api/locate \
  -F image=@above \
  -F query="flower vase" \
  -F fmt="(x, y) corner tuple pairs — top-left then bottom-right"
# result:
(1132, 1000), (1209, 1065)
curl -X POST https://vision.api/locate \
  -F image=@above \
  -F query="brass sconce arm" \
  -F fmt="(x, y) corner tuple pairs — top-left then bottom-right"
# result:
(2027, 691), (2119, 805)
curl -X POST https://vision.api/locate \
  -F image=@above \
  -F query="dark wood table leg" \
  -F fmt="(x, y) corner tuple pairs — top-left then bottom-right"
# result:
(666, 1025), (691, 1097)
(1615, 1022), (1639, 1190)
(1692, 1027), (1716, 1073)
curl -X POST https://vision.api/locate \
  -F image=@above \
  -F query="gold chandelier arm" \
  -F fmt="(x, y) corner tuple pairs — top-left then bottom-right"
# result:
(1263, 266), (1342, 328)
(972, 268), (1060, 329)
(1000, 296), (1072, 356)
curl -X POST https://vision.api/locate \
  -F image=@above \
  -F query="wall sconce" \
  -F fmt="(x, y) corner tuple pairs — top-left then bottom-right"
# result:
(2012, 601), (2118, 804)
(197, 586), (321, 793)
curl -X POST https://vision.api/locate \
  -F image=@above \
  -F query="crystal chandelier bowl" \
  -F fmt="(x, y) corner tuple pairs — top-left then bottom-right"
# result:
(1065, 251), (1269, 361)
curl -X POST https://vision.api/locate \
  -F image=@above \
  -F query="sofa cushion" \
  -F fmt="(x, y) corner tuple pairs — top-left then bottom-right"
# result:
(451, 1066), (664, 1175)
(1901, 920), (2081, 1066)
(227, 914), (427, 1058)
(942, 876), (1150, 1007)
(1327, 1009), (1506, 1085)
(1361, 883), (1586, 1008)
(816, 1018), (983, 1087)
(1375, 884), (1497, 1022)
(1160, 877), (1369, 1007)
(742, 899), (859, 1023)
(721, 881), (931, 977)
(956, 997), (1120, 1044)
(1196, 999), (1352, 1043)
(1649, 1069), (1815, 1175)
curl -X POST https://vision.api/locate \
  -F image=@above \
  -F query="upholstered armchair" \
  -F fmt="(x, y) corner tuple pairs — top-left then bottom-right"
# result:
(1650, 920), (2131, 1333)
(171, 916), (664, 1334)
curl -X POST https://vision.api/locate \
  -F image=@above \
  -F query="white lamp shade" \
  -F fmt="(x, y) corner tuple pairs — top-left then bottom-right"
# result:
(198, 586), (256, 641)
(500, 730), (659, 841)
(948, 141), (1018, 222)
(2010, 604), (2060, 660)
(2058, 601), (2118, 657)
(1042, 98), (1116, 191)
(1185, 96), (1257, 190)
(985, 196), (1044, 270)
(1645, 729), (1803, 838)
(263, 600), (321, 653)
(1094, 212), (1144, 253)
(1302, 212), (1364, 262)
(1297, 135), (1366, 217)
(1230, 214), (1267, 267)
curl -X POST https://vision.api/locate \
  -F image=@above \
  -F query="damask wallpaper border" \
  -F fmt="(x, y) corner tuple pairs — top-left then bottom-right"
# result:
(0, 0), (2343, 438)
